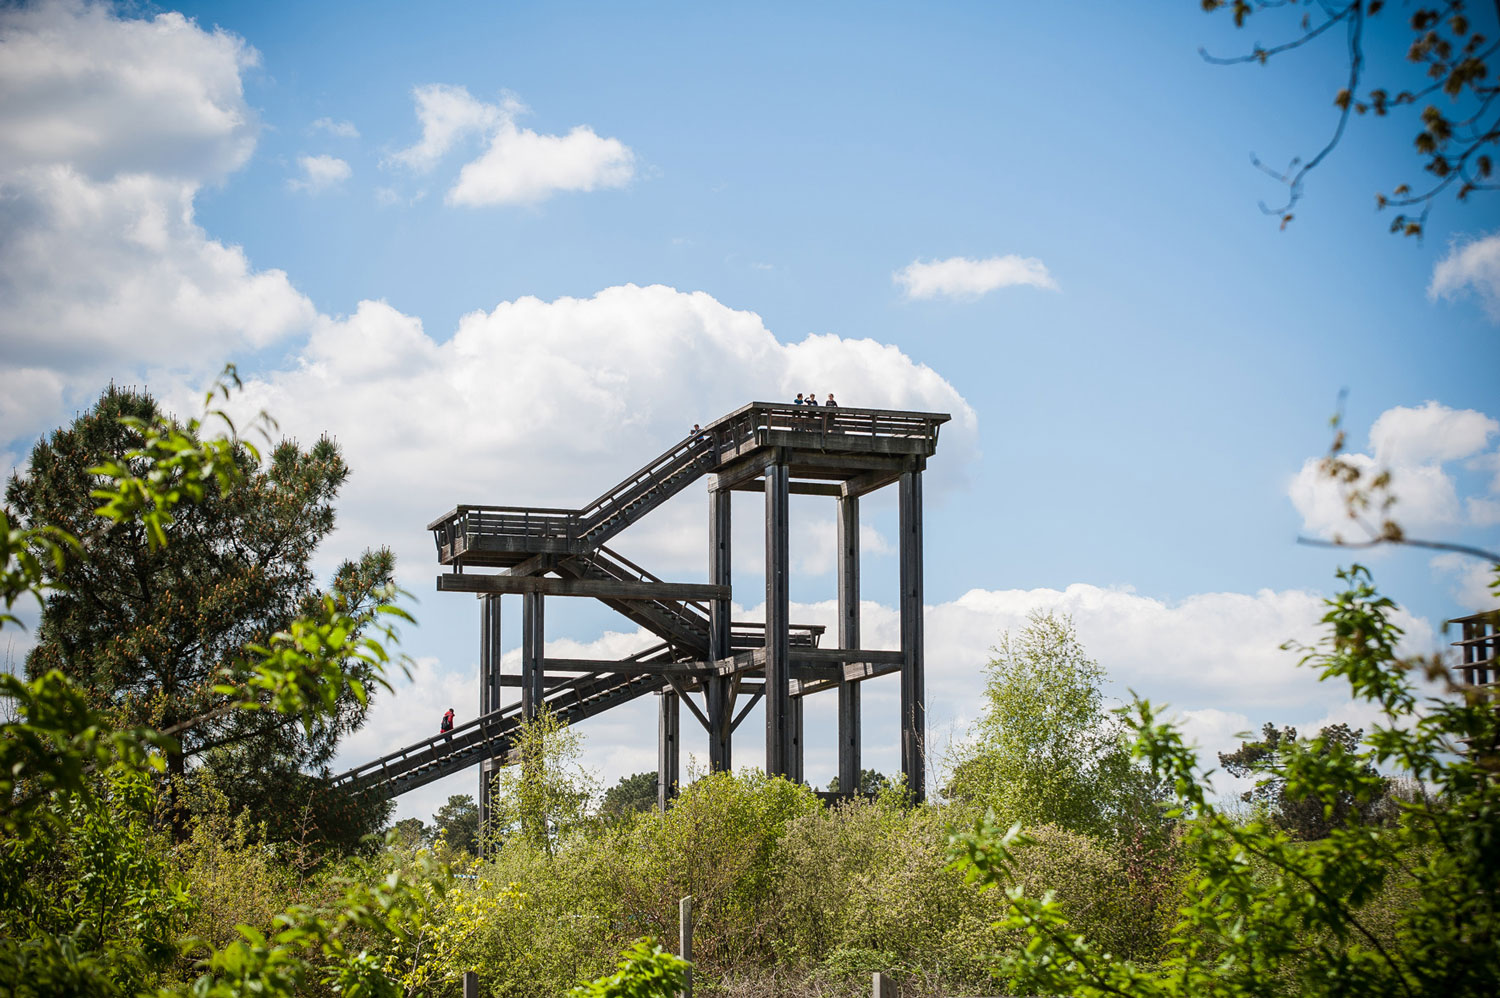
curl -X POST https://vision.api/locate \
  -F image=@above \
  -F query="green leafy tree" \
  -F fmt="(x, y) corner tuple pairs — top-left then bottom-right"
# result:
(824, 768), (890, 795)
(489, 708), (598, 853)
(6, 383), (395, 843)
(601, 772), (659, 817)
(392, 816), (428, 848)
(949, 565), (1500, 998)
(432, 794), (480, 853)
(1220, 721), (1392, 839)
(945, 610), (1162, 838)
(1199, 1), (1500, 236)
(0, 371), (419, 997)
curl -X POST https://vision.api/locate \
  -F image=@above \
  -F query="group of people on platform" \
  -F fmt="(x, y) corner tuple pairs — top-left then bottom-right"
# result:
(794, 392), (837, 406)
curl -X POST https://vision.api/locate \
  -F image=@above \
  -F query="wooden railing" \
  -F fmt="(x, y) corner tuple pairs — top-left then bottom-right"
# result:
(708, 402), (948, 455)
(428, 404), (948, 563)
(427, 504), (577, 554)
(578, 432), (715, 532)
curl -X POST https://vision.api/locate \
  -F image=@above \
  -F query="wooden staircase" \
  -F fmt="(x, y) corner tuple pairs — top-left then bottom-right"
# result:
(335, 404), (950, 803)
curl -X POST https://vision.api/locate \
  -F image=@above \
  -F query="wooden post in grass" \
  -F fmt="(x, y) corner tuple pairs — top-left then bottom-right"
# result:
(680, 895), (694, 998)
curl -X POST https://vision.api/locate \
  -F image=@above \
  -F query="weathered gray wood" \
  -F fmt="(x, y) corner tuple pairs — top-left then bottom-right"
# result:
(478, 594), (500, 848)
(840, 469), (900, 499)
(708, 452), (773, 493)
(665, 676), (715, 733)
(839, 658), (904, 680)
(477, 757), (494, 855)
(789, 694), (804, 785)
(800, 648), (905, 665)
(542, 658), (712, 676)
(872, 971), (895, 998)
(705, 676), (732, 769)
(762, 429), (933, 456)
(438, 573), (728, 601)
(707, 486), (734, 771)
(729, 480), (843, 496)
(463, 970), (479, 998)
(764, 459), (791, 778)
(658, 691), (679, 811)
(838, 494), (861, 794)
(898, 465), (925, 803)
(521, 592), (544, 721)
(363, 402), (952, 805)
(680, 896), (695, 998)
(708, 488), (732, 660)
(497, 673), (576, 689)
(730, 686), (763, 733)
(787, 452), (913, 475)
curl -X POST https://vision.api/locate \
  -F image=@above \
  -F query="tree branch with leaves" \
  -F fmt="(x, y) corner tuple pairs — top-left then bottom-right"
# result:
(1201, 0), (1500, 236)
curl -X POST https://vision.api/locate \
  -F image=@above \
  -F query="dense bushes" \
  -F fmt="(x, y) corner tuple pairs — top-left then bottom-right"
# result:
(394, 770), (1182, 998)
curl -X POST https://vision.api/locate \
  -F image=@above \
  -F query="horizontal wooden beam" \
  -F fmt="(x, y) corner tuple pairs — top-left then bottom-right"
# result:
(730, 480), (844, 496)
(544, 657), (712, 676)
(841, 470), (900, 499)
(709, 452), (777, 493)
(437, 574), (729, 601)
(797, 648), (905, 666)
(498, 674), (593, 689)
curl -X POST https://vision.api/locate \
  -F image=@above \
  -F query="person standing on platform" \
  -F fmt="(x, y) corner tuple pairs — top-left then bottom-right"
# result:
(793, 393), (805, 405)
(440, 707), (455, 735)
(825, 393), (838, 407)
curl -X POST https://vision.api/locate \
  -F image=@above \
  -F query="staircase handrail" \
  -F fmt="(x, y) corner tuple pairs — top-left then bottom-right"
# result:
(577, 432), (715, 532)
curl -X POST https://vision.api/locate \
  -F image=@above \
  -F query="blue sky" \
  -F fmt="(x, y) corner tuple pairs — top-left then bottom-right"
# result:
(2, 1), (1498, 821)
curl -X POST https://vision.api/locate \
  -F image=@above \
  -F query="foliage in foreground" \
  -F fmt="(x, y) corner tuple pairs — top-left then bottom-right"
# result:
(567, 939), (689, 998)
(6, 367), (1491, 998)
(1, 372), (422, 997)
(949, 565), (1500, 998)
(7, 383), (396, 846)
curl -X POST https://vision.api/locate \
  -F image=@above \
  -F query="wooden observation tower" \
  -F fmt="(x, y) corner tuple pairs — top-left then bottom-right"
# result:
(334, 403), (948, 822)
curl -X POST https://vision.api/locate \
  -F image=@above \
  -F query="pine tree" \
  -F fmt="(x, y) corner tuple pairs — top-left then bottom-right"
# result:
(6, 384), (393, 844)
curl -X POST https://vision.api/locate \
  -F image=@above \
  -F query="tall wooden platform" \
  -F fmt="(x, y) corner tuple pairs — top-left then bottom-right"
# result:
(332, 403), (948, 821)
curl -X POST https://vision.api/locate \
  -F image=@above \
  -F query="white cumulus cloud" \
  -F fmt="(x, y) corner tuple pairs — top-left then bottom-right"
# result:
(388, 84), (634, 206)
(1289, 401), (1500, 541)
(199, 283), (977, 588)
(0, 0), (258, 181)
(0, 1), (315, 442)
(893, 254), (1057, 301)
(386, 84), (503, 172)
(288, 153), (351, 193)
(1429, 232), (1500, 321)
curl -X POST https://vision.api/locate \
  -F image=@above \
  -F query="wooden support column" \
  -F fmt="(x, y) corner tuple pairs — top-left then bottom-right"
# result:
(788, 695), (804, 785)
(837, 495), (861, 794)
(521, 592), (545, 720)
(764, 459), (792, 778)
(478, 595), (501, 849)
(898, 464), (926, 802)
(707, 487), (734, 771)
(658, 691), (680, 810)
